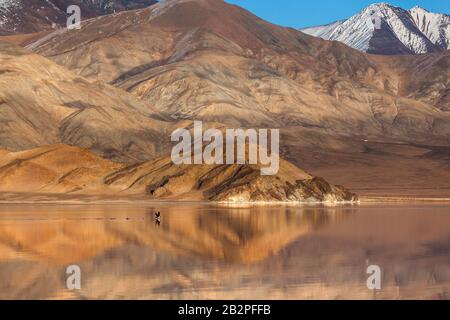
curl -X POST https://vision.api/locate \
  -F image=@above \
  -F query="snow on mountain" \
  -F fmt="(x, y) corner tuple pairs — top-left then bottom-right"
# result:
(410, 5), (450, 50)
(301, 20), (344, 39)
(301, 3), (450, 55)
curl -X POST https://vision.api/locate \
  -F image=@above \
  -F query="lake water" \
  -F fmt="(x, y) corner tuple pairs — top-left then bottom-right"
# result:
(0, 203), (448, 300)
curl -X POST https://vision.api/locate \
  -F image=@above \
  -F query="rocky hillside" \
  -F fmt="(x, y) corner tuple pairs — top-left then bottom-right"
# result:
(0, 0), (157, 34)
(0, 144), (122, 193)
(26, 0), (450, 140)
(103, 153), (357, 202)
(0, 40), (170, 163)
(2, 0), (450, 197)
(0, 144), (357, 203)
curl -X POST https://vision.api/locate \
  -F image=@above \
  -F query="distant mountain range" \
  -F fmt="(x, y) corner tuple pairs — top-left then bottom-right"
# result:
(301, 3), (450, 55)
(0, 0), (158, 34)
(2, 0), (450, 198)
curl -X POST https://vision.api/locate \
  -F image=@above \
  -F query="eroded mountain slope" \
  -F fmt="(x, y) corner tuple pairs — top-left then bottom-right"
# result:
(0, 41), (170, 163)
(26, 0), (450, 143)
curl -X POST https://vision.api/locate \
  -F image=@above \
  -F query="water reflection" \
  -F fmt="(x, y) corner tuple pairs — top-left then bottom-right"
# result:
(0, 203), (448, 300)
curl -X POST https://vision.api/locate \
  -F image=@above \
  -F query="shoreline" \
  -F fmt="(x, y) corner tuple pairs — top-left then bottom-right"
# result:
(361, 196), (450, 202)
(1, 194), (450, 205)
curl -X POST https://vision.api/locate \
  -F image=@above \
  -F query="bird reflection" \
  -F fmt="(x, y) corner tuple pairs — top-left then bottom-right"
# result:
(154, 211), (161, 227)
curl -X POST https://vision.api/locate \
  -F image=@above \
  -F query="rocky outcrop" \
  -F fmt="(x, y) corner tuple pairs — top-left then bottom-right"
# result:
(0, 143), (357, 203)
(209, 175), (357, 203)
(105, 154), (358, 203)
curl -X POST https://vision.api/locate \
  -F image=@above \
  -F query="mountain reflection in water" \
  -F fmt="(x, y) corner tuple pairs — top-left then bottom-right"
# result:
(0, 203), (448, 300)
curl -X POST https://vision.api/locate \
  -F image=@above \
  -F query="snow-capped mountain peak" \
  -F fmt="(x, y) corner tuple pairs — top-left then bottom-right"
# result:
(301, 3), (450, 55)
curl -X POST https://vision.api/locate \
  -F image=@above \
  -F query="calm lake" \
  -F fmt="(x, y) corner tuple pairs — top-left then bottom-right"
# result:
(0, 203), (448, 300)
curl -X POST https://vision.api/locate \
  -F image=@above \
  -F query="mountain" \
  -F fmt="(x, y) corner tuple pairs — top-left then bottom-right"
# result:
(25, 0), (450, 133)
(103, 152), (357, 202)
(25, 0), (450, 139)
(301, 3), (450, 55)
(0, 0), (157, 34)
(0, 144), (122, 193)
(0, 143), (357, 203)
(0, 40), (170, 163)
(2, 0), (450, 197)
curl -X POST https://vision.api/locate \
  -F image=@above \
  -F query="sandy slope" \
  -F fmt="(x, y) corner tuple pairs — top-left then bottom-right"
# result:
(0, 40), (171, 163)
(0, 144), (122, 193)
(0, 143), (356, 202)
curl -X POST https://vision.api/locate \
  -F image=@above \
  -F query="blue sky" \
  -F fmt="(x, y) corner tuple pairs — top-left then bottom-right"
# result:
(225, 0), (450, 29)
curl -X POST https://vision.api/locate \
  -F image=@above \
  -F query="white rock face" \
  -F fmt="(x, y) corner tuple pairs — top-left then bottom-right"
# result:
(301, 20), (344, 39)
(409, 6), (450, 50)
(301, 3), (450, 55)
